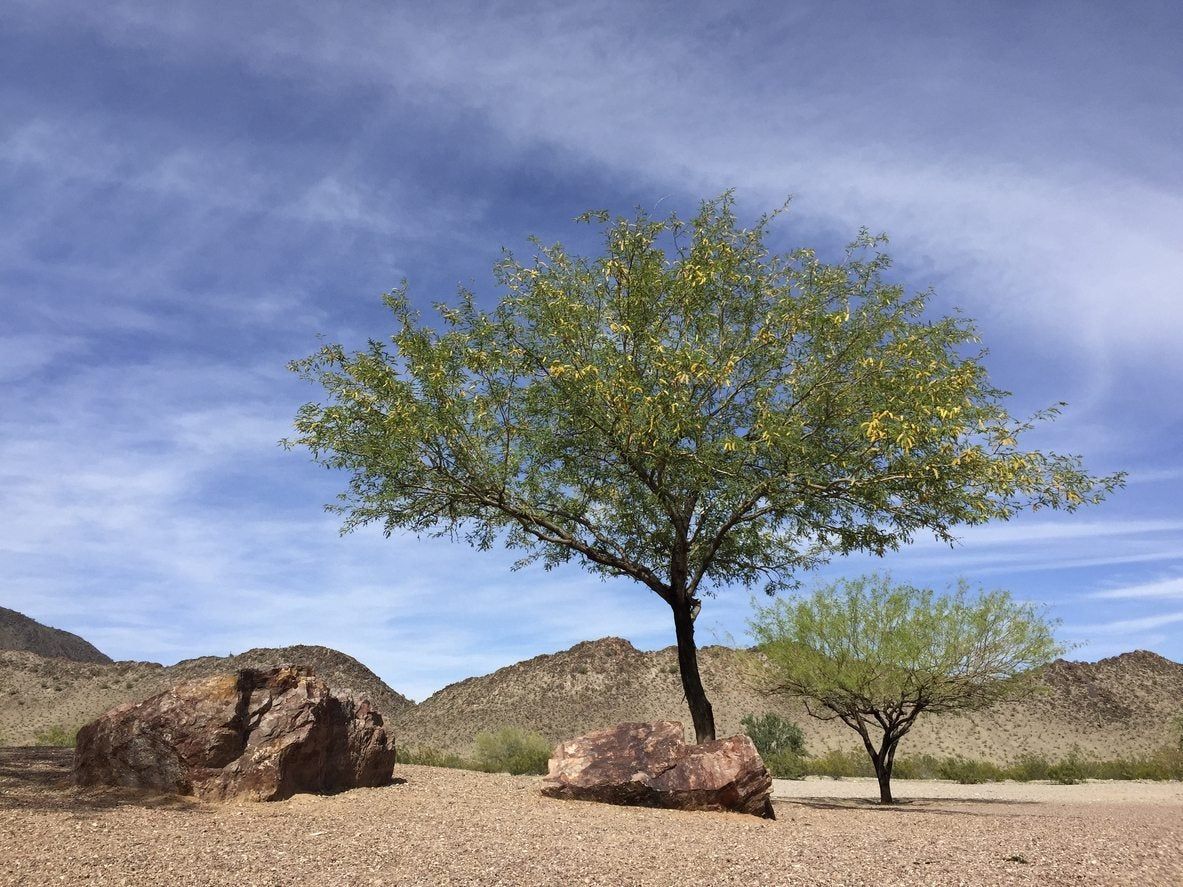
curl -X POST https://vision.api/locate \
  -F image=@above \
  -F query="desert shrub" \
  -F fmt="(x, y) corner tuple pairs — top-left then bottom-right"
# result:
(473, 728), (552, 775)
(1150, 746), (1183, 780)
(763, 749), (807, 779)
(802, 748), (875, 778)
(1047, 753), (1086, 785)
(740, 713), (806, 758)
(1008, 754), (1051, 781)
(33, 725), (76, 748)
(396, 746), (473, 769)
(892, 754), (943, 780)
(938, 756), (1004, 784)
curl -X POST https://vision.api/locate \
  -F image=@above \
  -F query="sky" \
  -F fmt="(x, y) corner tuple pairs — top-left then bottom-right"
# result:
(2, 1), (1181, 701)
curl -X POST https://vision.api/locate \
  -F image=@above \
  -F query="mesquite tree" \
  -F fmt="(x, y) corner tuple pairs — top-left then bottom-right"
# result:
(287, 195), (1119, 743)
(749, 575), (1064, 802)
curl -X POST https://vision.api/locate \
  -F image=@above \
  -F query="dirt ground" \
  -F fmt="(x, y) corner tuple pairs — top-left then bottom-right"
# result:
(1, 749), (1180, 886)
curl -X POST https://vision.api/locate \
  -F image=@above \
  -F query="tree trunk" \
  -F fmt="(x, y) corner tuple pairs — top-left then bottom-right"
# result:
(671, 597), (716, 743)
(875, 760), (894, 804)
(871, 740), (898, 804)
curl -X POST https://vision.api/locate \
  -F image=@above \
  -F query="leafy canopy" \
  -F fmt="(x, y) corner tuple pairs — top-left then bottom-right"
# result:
(287, 195), (1120, 602)
(749, 574), (1065, 723)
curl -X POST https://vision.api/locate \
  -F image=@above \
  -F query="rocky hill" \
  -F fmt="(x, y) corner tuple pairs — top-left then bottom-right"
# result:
(392, 637), (1183, 764)
(0, 607), (112, 664)
(5, 623), (1179, 764)
(0, 644), (413, 747)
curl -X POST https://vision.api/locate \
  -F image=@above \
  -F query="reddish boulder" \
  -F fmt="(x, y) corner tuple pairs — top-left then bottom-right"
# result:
(541, 721), (774, 818)
(74, 666), (395, 801)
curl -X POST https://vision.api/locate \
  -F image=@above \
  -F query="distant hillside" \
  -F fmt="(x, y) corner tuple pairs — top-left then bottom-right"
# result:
(0, 644), (414, 747)
(393, 637), (1183, 764)
(0, 607), (112, 664)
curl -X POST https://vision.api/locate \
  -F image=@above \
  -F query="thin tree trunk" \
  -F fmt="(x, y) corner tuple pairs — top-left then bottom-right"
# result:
(671, 597), (716, 743)
(873, 740), (898, 804)
(875, 763), (894, 804)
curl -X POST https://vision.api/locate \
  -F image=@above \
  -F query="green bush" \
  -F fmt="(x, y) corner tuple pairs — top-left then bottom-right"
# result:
(33, 725), (76, 748)
(740, 713), (806, 758)
(763, 749), (807, 779)
(801, 748), (875, 778)
(1047, 749), (1087, 785)
(1008, 754), (1051, 781)
(937, 757), (1004, 784)
(396, 746), (473, 769)
(891, 754), (943, 781)
(473, 728), (553, 775)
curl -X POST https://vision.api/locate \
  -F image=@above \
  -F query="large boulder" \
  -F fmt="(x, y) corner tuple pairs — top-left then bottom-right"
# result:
(74, 666), (396, 801)
(541, 721), (774, 818)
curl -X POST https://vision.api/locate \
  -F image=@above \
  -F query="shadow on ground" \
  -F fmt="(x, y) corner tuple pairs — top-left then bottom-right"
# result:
(0, 747), (408, 815)
(777, 796), (1039, 817)
(1, 747), (206, 815)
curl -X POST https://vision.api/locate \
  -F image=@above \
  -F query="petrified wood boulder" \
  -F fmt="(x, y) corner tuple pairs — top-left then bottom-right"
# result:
(541, 721), (774, 818)
(74, 666), (395, 801)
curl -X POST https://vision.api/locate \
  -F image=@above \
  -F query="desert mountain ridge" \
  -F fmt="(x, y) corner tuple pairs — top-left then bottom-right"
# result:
(0, 643), (414, 747)
(392, 636), (1183, 764)
(2, 609), (1180, 763)
(0, 606), (112, 664)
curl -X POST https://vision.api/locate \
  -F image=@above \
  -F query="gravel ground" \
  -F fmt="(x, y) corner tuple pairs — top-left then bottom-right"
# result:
(773, 776), (1183, 805)
(2, 748), (1181, 886)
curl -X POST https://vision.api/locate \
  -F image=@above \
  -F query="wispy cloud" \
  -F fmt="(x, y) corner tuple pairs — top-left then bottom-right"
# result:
(1068, 611), (1183, 636)
(2, 1), (1180, 695)
(1092, 577), (1183, 601)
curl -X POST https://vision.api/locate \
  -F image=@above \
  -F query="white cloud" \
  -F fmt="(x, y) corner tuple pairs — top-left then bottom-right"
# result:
(1091, 576), (1183, 600)
(3, 0), (1180, 688)
(1068, 611), (1183, 635)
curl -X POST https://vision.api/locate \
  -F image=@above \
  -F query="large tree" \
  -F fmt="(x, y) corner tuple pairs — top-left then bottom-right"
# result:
(748, 575), (1065, 803)
(287, 195), (1120, 743)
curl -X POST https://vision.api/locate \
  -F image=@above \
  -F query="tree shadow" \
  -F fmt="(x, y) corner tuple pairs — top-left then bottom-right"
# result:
(776, 796), (1040, 818)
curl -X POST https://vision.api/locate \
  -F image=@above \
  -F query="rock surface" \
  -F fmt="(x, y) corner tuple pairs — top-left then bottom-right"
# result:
(541, 720), (774, 818)
(74, 666), (395, 801)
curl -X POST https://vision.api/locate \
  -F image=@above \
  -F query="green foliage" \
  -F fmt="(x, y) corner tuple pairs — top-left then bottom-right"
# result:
(937, 757), (1005, 784)
(751, 574), (1065, 718)
(799, 749), (1182, 782)
(890, 754), (943, 780)
(741, 712), (806, 758)
(1008, 754), (1052, 781)
(288, 194), (1118, 744)
(33, 725), (76, 748)
(396, 746), (474, 769)
(800, 748), (876, 778)
(762, 749), (808, 779)
(287, 193), (1119, 622)
(750, 574), (1065, 801)
(473, 728), (553, 775)
(1048, 748), (1087, 785)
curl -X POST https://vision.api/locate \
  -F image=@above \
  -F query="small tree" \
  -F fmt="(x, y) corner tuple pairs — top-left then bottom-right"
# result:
(288, 195), (1119, 744)
(749, 574), (1063, 803)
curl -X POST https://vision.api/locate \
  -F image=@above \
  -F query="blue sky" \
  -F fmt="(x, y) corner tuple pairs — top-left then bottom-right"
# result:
(3, 1), (1181, 700)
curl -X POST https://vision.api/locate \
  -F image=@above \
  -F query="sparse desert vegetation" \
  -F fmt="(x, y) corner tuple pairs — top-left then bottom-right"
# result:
(2, 748), (1181, 886)
(398, 727), (552, 776)
(3, 612), (1181, 884)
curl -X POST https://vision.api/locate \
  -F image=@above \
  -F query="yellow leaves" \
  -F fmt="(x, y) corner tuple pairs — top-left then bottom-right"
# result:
(680, 262), (710, 287)
(547, 362), (599, 382)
